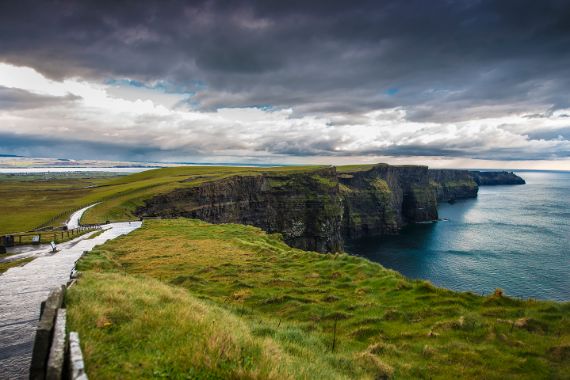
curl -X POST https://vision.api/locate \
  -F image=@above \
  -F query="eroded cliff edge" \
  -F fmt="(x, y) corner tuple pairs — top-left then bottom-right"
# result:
(470, 171), (526, 185)
(135, 165), (524, 252)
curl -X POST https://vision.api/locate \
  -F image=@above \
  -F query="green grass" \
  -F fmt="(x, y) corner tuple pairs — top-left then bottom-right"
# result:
(67, 219), (570, 379)
(336, 164), (379, 173)
(0, 256), (34, 274)
(0, 175), (114, 234)
(68, 272), (365, 379)
(0, 166), (325, 235)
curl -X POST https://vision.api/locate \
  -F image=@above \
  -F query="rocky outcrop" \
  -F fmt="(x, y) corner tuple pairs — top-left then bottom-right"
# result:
(135, 164), (524, 253)
(429, 169), (479, 202)
(470, 171), (526, 185)
(427, 169), (525, 201)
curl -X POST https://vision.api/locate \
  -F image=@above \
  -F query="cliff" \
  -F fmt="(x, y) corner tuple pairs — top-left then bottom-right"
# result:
(136, 164), (438, 252)
(135, 165), (522, 253)
(427, 169), (525, 201)
(470, 171), (526, 185)
(339, 165), (437, 239)
(135, 167), (344, 252)
(429, 169), (479, 202)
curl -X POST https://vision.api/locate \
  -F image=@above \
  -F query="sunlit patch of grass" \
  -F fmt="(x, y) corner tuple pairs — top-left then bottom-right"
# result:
(68, 219), (570, 379)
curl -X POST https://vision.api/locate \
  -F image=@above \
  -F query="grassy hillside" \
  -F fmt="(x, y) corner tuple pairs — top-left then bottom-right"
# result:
(80, 165), (323, 225)
(67, 219), (570, 379)
(0, 174), (113, 234)
(0, 166), (323, 234)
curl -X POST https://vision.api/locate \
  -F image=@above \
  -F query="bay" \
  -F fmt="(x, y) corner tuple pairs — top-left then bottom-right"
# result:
(346, 171), (570, 301)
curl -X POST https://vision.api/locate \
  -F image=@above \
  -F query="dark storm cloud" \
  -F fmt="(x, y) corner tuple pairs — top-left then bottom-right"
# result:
(0, 132), (185, 161)
(2, 0), (570, 163)
(0, 87), (80, 110)
(1, 0), (569, 119)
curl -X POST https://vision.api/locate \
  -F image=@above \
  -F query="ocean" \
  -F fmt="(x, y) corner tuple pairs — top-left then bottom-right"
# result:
(345, 171), (570, 301)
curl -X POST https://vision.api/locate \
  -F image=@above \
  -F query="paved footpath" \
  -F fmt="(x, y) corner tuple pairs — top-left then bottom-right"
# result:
(66, 204), (100, 230)
(0, 221), (141, 379)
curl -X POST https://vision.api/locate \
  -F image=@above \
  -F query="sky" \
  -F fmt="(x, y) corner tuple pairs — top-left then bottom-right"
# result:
(1, 0), (570, 169)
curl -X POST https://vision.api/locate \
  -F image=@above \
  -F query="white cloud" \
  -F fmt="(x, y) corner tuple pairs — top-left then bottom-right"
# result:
(0, 63), (69, 96)
(1, 63), (570, 168)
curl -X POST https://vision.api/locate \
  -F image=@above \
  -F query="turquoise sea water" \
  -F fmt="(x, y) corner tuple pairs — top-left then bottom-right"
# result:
(345, 171), (570, 301)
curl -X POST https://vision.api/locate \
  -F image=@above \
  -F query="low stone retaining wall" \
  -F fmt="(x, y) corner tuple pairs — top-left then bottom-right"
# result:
(30, 260), (88, 380)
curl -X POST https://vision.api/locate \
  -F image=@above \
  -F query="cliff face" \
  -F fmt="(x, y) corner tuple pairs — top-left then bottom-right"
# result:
(136, 167), (344, 252)
(427, 169), (525, 201)
(135, 165), (522, 253)
(339, 165), (438, 239)
(429, 169), (479, 202)
(470, 171), (526, 185)
(136, 165), (438, 252)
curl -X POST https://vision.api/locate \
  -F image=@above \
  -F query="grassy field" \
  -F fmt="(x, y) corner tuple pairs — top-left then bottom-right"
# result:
(0, 174), (114, 234)
(0, 166), (324, 235)
(67, 219), (570, 379)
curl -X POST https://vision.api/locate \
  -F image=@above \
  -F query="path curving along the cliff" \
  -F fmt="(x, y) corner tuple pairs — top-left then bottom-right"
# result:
(0, 221), (141, 379)
(66, 203), (100, 230)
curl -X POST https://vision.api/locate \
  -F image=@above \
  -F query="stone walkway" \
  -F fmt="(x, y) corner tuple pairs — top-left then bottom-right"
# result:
(0, 221), (141, 379)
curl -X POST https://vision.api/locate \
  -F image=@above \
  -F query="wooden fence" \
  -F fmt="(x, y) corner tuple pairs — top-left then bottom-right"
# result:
(1, 226), (101, 247)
